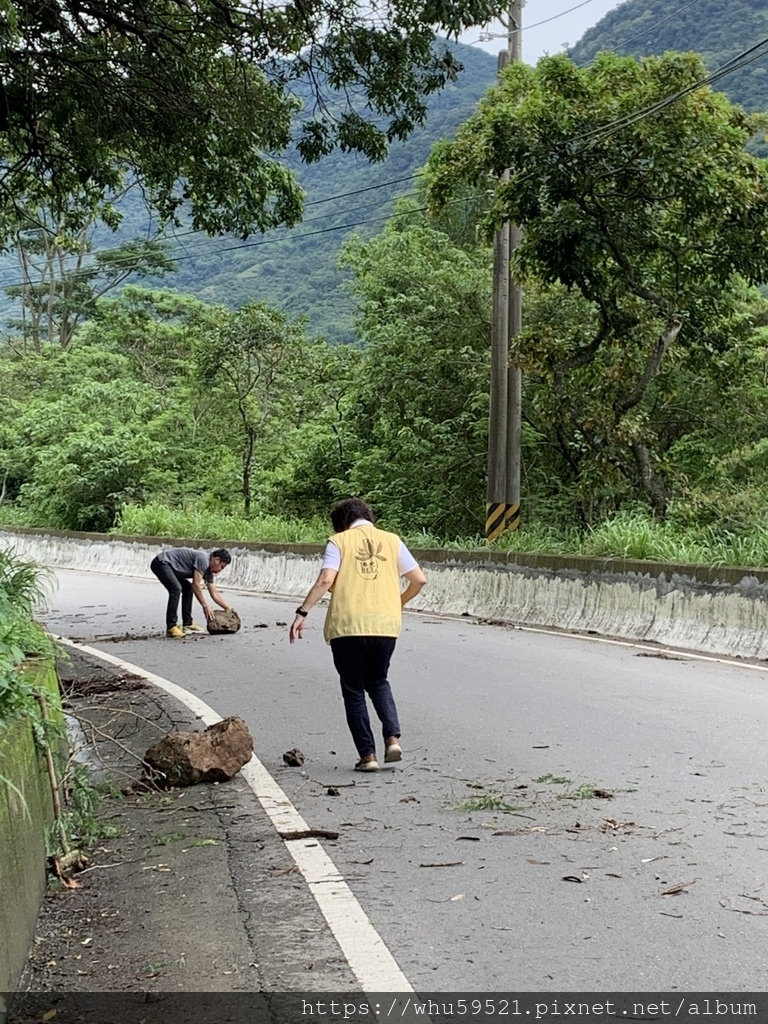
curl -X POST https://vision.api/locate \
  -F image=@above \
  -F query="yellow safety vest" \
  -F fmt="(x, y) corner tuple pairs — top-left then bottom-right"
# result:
(323, 525), (402, 641)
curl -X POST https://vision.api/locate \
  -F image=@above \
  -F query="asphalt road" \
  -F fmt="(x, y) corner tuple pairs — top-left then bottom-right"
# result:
(41, 568), (768, 992)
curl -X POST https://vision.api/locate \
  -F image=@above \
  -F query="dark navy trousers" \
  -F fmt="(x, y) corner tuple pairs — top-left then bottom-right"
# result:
(330, 635), (401, 758)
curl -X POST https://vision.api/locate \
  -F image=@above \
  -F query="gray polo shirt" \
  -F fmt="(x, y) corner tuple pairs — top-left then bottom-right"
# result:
(158, 547), (211, 582)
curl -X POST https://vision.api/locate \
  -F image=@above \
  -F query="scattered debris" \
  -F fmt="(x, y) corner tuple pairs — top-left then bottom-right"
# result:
(327, 786), (340, 796)
(283, 748), (305, 767)
(562, 875), (583, 883)
(636, 652), (686, 661)
(660, 880), (696, 897)
(419, 861), (464, 868)
(144, 716), (254, 787)
(59, 672), (147, 696)
(563, 785), (614, 800)
(493, 827), (545, 836)
(278, 829), (340, 841)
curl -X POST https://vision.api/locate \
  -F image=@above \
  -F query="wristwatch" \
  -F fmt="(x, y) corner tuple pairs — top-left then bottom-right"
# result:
(295, 606), (308, 617)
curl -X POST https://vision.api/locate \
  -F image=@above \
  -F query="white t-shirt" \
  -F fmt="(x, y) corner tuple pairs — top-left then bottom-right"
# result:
(322, 519), (418, 574)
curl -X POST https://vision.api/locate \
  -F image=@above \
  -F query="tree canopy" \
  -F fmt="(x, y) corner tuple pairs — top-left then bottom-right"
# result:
(428, 51), (768, 514)
(0, 0), (506, 241)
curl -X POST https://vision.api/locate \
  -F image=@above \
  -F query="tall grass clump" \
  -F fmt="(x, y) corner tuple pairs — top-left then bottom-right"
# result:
(0, 548), (55, 723)
(111, 502), (768, 569)
(115, 502), (330, 545)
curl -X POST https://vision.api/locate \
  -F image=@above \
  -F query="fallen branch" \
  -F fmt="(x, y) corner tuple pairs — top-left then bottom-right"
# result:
(278, 829), (340, 841)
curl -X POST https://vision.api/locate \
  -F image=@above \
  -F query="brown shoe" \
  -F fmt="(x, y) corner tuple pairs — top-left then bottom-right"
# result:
(354, 756), (380, 772)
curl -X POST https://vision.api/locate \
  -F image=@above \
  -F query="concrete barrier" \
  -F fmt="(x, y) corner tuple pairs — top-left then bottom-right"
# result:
(0, 660), (60, 998)
(4, 526), (768, 661)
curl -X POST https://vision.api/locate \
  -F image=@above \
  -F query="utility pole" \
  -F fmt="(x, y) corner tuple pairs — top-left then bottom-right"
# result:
(485, 0), (523, 542)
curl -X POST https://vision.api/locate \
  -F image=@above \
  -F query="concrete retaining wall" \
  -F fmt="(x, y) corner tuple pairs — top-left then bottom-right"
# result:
(5, 527), (768, 661)
(0, 660), (60, 998)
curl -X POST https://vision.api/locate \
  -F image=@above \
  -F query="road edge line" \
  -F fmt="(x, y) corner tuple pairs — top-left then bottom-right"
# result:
(55, 635), (414, 994)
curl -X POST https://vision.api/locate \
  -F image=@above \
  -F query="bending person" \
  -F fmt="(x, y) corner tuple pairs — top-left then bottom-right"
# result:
(289, 498), (426, 772)
(150, 547), (231, 638)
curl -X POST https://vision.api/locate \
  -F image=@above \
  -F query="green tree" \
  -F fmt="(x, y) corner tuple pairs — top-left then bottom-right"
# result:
(0, 0), (506, 241)
(5, 360), (170, 531)
(429, 51), (768, 516)
(6, 206), (174, 352)
(340, 207), (492, 536)
(192, 302), (311, 514)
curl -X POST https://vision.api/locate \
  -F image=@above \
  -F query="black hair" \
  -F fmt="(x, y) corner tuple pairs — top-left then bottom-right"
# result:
(210, 548), (232, 564)
(330, 498), (376, 533)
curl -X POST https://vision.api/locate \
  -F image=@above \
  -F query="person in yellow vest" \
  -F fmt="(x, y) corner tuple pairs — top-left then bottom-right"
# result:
(289, 498), (427, 772)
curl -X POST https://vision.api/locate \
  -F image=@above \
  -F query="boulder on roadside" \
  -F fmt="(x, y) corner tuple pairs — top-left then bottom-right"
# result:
(144, 715), (253, 787)
(207, 608), (242, 634)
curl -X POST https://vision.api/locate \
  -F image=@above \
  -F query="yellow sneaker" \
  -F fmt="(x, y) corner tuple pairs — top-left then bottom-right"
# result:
(183, 623), (204, 634)
(166, 625), (184, 638)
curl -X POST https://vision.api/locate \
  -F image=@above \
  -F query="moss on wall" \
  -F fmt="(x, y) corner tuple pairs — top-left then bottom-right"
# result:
(0, 660), (60, 998)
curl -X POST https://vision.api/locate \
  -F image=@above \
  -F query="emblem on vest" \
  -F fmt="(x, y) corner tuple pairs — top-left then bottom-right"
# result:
(356, 538), (387, 579)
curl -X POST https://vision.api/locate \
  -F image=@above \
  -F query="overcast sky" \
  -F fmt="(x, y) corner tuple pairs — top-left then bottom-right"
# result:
(458, 0), (626, 63)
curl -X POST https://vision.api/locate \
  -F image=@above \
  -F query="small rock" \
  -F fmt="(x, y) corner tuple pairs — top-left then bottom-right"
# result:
(283, 748), (305, 767)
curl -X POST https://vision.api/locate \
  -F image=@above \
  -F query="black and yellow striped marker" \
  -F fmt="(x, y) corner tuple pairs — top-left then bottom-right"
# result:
(486, 502), (520, 541)
(504, 502), (520, 533)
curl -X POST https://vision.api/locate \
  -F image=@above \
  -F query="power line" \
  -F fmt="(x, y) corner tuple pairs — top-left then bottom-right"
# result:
(5, 32), (767, 298)
(478, 0), (597, 41)
(2, 171), (425, 283)
(569, 34), (768, 146)
(0, 189), (437, 292)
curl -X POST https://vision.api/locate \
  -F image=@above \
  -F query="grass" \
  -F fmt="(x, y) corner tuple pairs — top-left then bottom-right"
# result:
(455, 793), (522, 813)
(150, 832), (187, 847)
(6, 498), (768, 569)
(101, 503), (768, 569)
(535, 773), (572, 785)
(114, 502), (330, 545)
(136, 791), (173, 809)
(558, 783), (625, 800)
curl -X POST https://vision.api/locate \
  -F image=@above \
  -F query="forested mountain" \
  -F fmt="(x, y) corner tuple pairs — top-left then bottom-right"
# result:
(166, 44), (497, 341)
(570, 0), (768, 137)
(0, 43), (497, 344)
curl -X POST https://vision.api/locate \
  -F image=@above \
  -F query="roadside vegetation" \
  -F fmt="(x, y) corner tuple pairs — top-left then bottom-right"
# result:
(105, 505), (768, 570)
(2, 51), (768, 568)
(0, 549), (55, 723)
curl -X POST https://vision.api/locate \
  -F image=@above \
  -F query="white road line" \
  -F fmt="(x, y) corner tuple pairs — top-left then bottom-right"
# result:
(55, 636), (414, 994)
